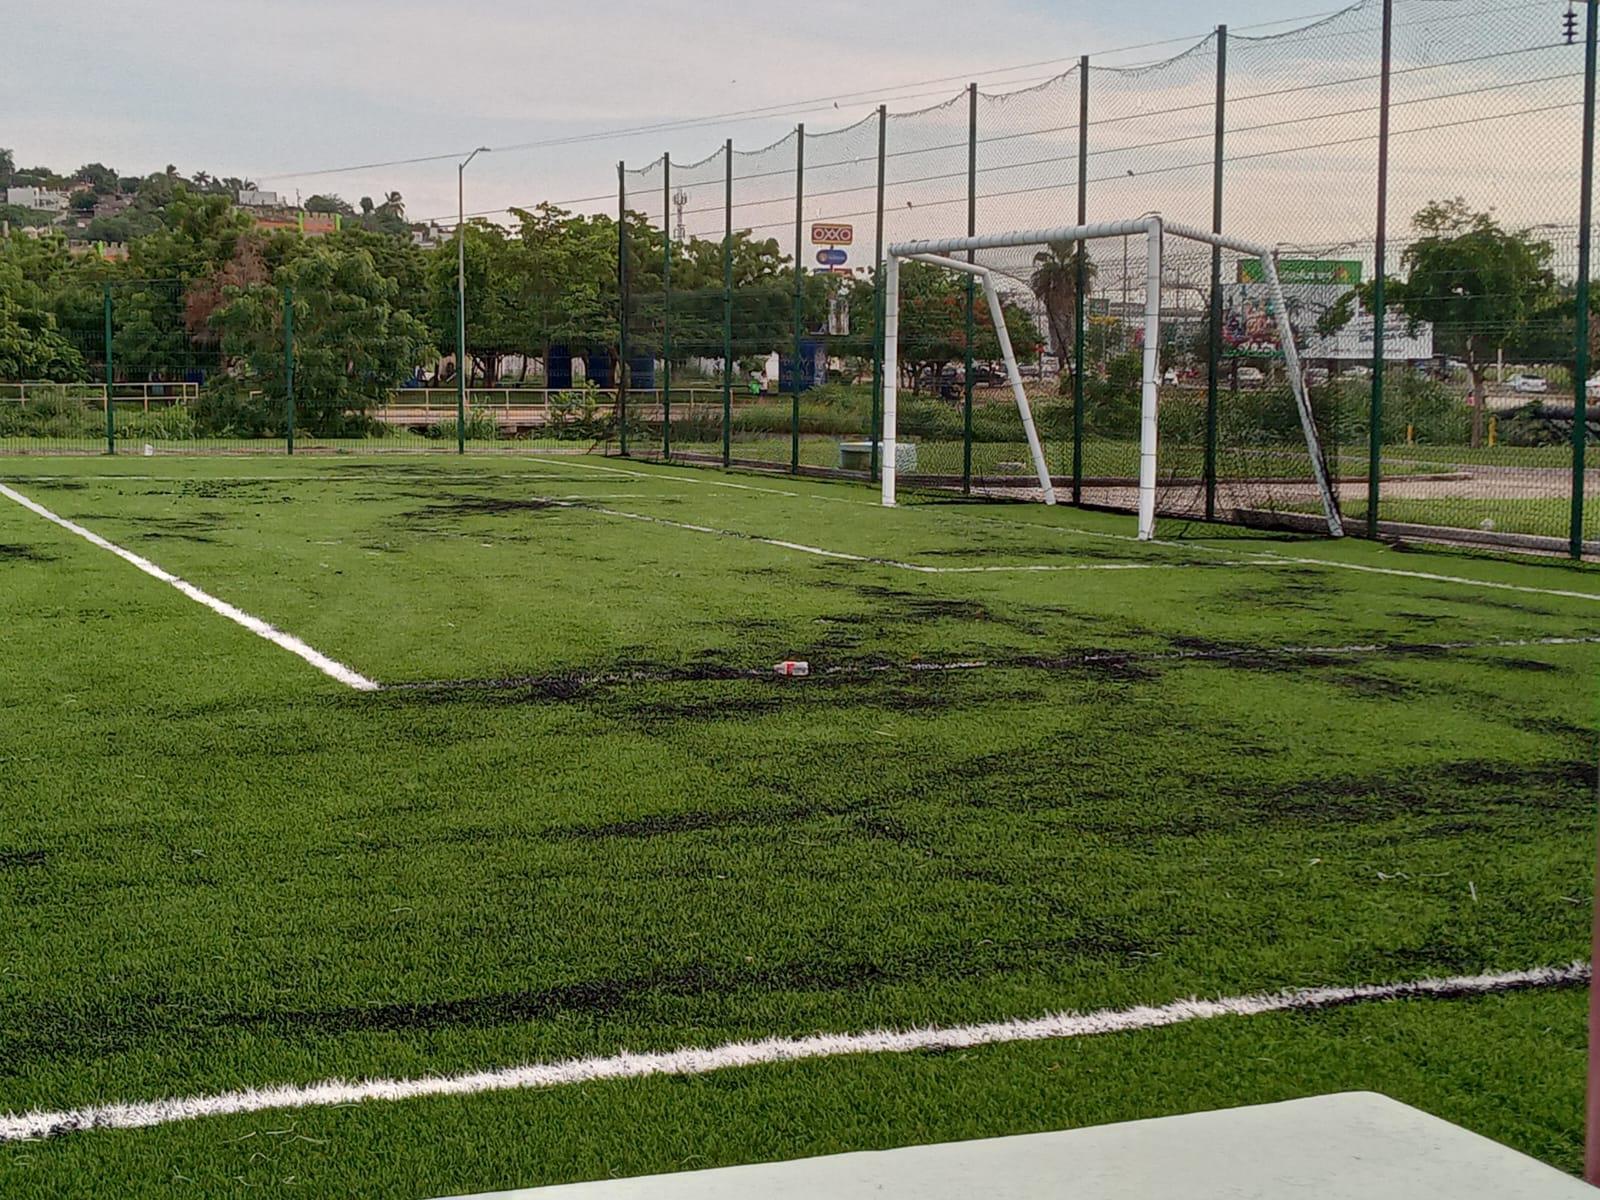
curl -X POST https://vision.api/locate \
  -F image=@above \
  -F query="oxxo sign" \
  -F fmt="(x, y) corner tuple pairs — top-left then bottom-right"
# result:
(810, 222), (853, 246)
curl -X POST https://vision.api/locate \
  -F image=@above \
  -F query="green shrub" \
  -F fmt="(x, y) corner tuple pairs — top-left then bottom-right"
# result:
(546, 384), (615, 442)
(118, 404), (198, 442)
(193, 381), (283, 439)
(433, 406), (505, 443)
(0, 387), (103, 439)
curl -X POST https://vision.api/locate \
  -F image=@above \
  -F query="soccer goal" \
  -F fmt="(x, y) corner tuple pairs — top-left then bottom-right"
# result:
(880, 216), (1343, 541)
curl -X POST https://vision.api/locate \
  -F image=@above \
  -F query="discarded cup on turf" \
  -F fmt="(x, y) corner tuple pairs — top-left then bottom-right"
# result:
(143, 444), (154, 457)
(774, 660), (810, 677)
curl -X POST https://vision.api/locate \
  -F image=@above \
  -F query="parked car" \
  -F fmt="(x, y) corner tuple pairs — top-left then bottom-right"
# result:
(1508, 373), (1549, 394)
(1303, 367), (1330, 387)
(1587, 374), (1600, 397)
(1236, 366), (1265, 388)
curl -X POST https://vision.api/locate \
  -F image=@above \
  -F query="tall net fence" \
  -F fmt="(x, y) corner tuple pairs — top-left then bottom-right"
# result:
(615, 0), (1597, 553)
(2, 0), (1593, 553)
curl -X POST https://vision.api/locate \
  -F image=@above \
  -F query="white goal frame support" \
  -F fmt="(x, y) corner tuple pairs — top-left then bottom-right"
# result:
(881, 216), (1343, 540)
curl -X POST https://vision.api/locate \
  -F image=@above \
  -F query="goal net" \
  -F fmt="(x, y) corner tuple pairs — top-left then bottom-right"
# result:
(881, 217), (1343, 540)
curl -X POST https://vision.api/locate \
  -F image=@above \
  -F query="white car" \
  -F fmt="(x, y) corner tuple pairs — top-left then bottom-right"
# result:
(1236, 366), (1264, 387)
(1588, 374), (1600, 397)
(1507, 373), (1548, 394)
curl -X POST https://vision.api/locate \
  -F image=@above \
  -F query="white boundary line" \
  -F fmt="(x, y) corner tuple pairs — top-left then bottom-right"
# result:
(0, 483), (378, 692)
(527, 456), (1600, 602)
(20, 456), (1600, 600)
(0, 962), (1583, 1143)
(548, 498), (1284, 575)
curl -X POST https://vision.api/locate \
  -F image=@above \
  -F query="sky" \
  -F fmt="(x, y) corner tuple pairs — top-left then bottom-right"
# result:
(3, 0), (1333, 225)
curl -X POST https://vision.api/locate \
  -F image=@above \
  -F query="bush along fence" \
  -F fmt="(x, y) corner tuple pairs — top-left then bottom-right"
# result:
(0, 276), (643, 456)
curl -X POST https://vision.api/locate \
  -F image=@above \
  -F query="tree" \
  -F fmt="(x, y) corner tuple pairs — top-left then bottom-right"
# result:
(306, 193), (356, 216)
(215, 246), (434, 434)
(1029, 240), (1098, 360)
(428, 221), (536, 386)
(75, 163), (119, 195)
(0, 148), (13, 189)
(0, 257), (85, 381)
(891, 261), (1037, 394)
(69, 189), (97, 214)
(1330, 199), (1558, 447)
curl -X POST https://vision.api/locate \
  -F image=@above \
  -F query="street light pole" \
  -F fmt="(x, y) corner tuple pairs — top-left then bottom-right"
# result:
(457, 146), (491, 454)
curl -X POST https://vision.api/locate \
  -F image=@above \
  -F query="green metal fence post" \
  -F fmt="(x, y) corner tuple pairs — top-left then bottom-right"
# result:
(963, 82), (977, 495)
(792, 124), (805, 474)
(284, 285), (295, 455)
(722, 138), (734, 469)
(870, 105), (887, 484)
(1205, 26), (1227, 521)
(1368, 0), (1394, 538)
(662, 152), (673, 461)
(618, 160), (630, 457)
(103, 284), (114, 455)
(1073, 57), (1089, 505)
(1572, 0), (1597, 559)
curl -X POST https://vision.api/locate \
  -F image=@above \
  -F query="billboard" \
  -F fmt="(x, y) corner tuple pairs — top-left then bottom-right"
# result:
(811, 222), (853, 245)
(1222, 277), (1431, 362)
(1237, 258), (1362, 286)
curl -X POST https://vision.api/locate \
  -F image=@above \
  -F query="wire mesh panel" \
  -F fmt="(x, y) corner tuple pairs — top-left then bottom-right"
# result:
(556, 0), (1600, 551)
(1089, 42), (1219, 235)
(0, 259), (114, 455)
(1369, 0), (1591, 550)
(1153, 241), (1345, 532)
(623, 155), (670, 459)
(793, 115), (882, 477)
(649, 147), (733, 466)
(723, 131), (801, 472)
(880, 93), (980, 484)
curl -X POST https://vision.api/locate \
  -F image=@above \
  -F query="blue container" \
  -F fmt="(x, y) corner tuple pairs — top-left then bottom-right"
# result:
(629, 355), (655, 390)
(547, 346), (572, 390)
(587, 354), (613, 389)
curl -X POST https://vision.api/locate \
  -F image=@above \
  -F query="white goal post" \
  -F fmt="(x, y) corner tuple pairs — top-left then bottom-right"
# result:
(880, 216), (1343, 540)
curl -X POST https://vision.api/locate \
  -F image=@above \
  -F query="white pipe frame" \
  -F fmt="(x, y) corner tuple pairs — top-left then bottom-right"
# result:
(905, 252), (1055, 506)
(881, 216), (1342, 539)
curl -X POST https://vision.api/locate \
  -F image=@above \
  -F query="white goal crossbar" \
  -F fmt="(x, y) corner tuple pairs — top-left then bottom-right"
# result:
(881, 216), (1342, 540)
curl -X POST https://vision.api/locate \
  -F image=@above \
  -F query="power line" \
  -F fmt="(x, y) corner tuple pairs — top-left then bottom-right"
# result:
(252, 3), (1358, 186)
(452, 50), (1573, 229)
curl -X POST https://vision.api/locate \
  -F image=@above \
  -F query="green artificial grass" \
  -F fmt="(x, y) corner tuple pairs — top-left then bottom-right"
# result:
(0, 452), (1596, 1198)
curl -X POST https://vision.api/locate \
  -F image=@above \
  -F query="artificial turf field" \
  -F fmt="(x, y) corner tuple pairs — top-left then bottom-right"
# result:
(0, 451), (1597, 1198)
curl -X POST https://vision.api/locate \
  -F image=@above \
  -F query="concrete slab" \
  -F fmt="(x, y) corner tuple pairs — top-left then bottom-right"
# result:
(446, 1092), (1587, 1199)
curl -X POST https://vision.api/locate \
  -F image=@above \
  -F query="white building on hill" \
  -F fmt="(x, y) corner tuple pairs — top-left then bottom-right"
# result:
(4, 186), (69, 213)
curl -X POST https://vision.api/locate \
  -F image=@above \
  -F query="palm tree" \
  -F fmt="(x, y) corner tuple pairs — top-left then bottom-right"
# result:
(381, 191), (405, 218)
(1029, 240), (1097, 361)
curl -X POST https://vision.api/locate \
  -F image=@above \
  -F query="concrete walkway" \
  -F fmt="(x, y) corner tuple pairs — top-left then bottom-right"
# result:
(444, 1092), (1589, 1199)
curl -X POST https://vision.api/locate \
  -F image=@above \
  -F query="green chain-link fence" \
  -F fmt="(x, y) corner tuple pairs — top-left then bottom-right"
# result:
(613, 0), (1598, 556)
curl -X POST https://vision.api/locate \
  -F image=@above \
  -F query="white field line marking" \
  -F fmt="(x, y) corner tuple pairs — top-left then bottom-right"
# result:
(0, 483), (378, 692)
(548, 498), (1282, 575)
(0, 962), (1583, 1143)
(525, 454), (877, 507)
(532, 458), (1600, 601)
(1247, 551), (1600, 603)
